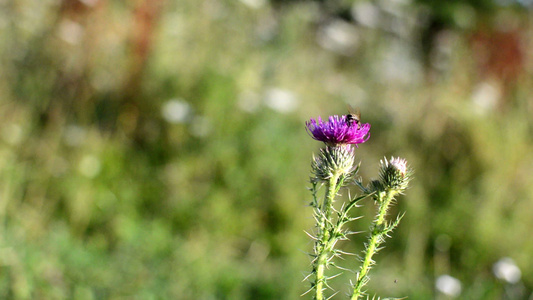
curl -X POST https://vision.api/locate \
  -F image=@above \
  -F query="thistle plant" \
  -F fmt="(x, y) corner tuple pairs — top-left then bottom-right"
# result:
(304, 114), (412, 300)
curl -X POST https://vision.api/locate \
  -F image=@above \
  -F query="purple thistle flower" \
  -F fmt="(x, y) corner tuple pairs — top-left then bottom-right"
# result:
(306, 115), (370, 146)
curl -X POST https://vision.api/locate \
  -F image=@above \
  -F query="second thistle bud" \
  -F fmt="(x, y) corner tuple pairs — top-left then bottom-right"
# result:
(377, 157), (412, 193)
(312, 145), (356, 181)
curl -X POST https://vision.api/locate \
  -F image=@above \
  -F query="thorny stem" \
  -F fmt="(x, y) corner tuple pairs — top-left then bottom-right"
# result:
(350, 190), (397, 300)
(314, 173), (341, 300)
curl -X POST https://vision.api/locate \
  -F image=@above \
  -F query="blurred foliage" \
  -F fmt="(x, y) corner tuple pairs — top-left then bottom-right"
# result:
(0, 0), (533, 299)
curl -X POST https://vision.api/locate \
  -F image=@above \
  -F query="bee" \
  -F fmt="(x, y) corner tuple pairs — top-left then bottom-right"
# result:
(346, 106), (361, 127)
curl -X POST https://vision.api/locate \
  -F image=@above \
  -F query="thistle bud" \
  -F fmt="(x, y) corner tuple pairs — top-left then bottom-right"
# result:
(378, 157), (412, 193)
(312, 145), (356, 181)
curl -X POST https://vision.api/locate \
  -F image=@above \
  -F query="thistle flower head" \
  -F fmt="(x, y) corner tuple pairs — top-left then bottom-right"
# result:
(378, 157), (412, 193)
(312, 145), (357, 181)
(306, 115), (370, 146)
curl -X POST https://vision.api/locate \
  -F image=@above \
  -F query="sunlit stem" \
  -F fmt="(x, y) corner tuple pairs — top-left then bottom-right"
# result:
(314, 173), (341, 300)
(350, 189), (397, 300)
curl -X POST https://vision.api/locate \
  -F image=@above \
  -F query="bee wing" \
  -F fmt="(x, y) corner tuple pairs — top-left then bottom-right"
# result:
(346, 105), (361, 118)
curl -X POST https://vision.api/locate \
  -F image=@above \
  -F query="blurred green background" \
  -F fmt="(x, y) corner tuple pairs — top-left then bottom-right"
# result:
(1, 0), (533, 299)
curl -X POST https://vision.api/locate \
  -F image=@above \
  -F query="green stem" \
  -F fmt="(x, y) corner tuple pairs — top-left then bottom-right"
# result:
(322, 174), (340, 220)
(314, 174), (341, 300)
(350, 191), (395, 300)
